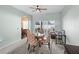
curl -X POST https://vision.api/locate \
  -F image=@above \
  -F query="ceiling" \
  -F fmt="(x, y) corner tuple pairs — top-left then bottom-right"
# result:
(12, 5), (65, 15)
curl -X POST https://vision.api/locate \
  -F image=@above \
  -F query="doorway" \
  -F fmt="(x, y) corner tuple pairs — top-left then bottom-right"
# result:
(21, 16), (29, 29)
(21, 16), (29, 39)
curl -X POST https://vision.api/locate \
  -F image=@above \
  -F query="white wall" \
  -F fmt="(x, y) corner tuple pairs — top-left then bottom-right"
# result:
(0, 6), (31, 47)
(62, 6), (79, 46)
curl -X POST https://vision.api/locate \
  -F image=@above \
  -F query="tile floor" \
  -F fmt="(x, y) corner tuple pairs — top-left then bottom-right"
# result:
(29, 39), (65, 54)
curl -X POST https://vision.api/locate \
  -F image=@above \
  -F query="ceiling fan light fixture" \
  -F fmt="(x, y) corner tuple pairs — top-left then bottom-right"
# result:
(36, 9), (40, 12)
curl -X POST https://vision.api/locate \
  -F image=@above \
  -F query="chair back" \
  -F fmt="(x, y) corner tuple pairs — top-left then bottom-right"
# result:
(27, 29), (37, 46)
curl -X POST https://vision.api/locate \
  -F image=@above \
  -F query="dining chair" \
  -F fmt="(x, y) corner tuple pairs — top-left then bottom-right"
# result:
(39, 35), (51, 50)
(26, 29), (39, 53)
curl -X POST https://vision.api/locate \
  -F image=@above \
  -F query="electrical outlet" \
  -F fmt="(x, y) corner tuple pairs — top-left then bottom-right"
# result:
(0, 39), (2, 42)
(0, 37), (3, 42)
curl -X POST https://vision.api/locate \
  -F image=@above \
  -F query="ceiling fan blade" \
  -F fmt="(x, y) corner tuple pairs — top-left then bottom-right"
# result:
(40, 8), (47, 10)
(29, 7), (36, 9)
(39, 10), (41, 12)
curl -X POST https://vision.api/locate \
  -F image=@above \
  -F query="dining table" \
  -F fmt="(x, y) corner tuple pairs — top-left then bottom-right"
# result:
(34, 33), (45, 47)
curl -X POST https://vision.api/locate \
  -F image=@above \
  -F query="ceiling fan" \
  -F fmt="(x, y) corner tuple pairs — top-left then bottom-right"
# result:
(29, 5), (47, 12)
